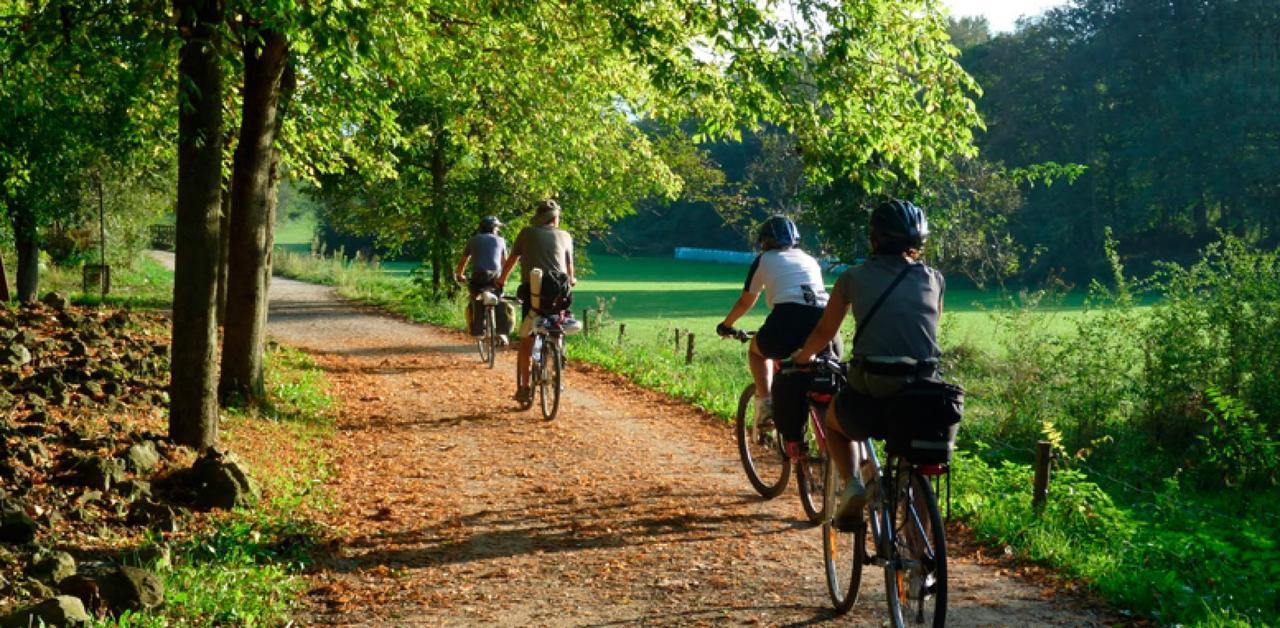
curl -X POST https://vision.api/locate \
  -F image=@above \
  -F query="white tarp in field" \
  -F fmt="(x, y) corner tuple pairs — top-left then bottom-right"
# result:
(673, 247), (852, 273)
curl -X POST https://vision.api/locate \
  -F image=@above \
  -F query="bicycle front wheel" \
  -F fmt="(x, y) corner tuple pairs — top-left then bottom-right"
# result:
(822, 455), (867, 613)
(885, 470), (947, 627)
(484, 307), (497, 369)
(735, 384), (789, 498)
(539, 340), (562, 421)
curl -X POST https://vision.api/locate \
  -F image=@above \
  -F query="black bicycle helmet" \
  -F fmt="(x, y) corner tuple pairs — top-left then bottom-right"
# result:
(479, 216), (503, 233)
(535, 199), (561, 214)
(757, 215), (800, 250)
(870, 199), (928, 253)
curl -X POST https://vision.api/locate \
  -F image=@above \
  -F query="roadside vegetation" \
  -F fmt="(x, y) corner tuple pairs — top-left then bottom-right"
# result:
(275, 233), (1279, 625)
(0, 248), (336, 624)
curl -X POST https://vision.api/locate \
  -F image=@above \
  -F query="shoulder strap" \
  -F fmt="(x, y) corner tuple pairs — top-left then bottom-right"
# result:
(852, 263), (915, 348)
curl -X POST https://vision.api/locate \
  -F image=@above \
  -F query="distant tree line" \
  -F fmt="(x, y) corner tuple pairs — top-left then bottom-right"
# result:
(461, 0), (1276, 287)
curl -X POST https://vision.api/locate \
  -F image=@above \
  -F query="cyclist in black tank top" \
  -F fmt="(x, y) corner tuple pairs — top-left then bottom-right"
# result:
(791, 200), (942, 529)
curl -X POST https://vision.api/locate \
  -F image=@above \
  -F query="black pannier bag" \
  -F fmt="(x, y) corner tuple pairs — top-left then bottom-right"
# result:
(885, 378), (964, 464)
(519, 270), (574, 314)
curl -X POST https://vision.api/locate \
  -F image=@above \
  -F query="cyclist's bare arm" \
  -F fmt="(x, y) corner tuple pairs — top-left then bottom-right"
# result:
(453, 255), (470, 283)
(793, 289), (849, 364)
(720, 290), (759, 330)
(565, 249), (576, 286)
(497, 253), (520, 289)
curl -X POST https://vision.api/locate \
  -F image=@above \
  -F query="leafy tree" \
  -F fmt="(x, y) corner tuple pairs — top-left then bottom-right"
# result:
(0, 0), (170, 301)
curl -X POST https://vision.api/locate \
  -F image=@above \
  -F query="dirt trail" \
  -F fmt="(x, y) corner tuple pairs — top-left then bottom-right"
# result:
(261, 276), (1110, 626)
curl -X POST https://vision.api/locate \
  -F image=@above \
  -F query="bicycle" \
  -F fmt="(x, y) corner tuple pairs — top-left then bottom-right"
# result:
(520, 310), (569, 420)
(473, 289), (503, 369)
(823, 435), (948, 626)
(725, 328), (841, 525)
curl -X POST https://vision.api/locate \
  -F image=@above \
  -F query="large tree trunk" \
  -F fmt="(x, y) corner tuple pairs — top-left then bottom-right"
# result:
(10, 203), (39, 302)
(169, 0), (225, 448)
(220, 28), (289, 405)
(216, 180), (230, 325)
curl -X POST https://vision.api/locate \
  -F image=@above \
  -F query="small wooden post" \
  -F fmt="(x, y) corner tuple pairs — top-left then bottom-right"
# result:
(674, 328), (682, 353)
(582, 308), (590, 336)
(1033, 440), (1052, 510)
(685, 333), (696, 365)
(617, 323), (626, 345)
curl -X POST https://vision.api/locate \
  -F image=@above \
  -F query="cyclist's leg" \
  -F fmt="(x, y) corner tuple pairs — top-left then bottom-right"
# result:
(515, 293), (535, 396)
(747, 336), (772, 397)
(824, 403), (855, 482)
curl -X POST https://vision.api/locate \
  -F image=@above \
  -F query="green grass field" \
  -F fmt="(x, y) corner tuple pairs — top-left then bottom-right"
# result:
(571, 254), (1098, 355)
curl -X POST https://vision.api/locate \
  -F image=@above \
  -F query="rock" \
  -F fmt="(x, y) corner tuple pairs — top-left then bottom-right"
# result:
(39, 292), (70, 311)
(13, 330), (36, 346)
(25, 550), (76, 585)
(2, 343), (31, 367)
(73, 491), (103, 508)
(67, 339), (90, 358)
(190, 448), (259, 510)
(17, 579), (57, 601)
(81, 381), (103, 400)
(114, 480), (151, 501)
(0, 595), (90, 627)
(73, 455), (126, 492)
(124, 441), (160, 474)
(97, 566), (163, 613)
(0, 512), (38, 545)
(57, 575), (101, 612)
(125, 500), (179, 533)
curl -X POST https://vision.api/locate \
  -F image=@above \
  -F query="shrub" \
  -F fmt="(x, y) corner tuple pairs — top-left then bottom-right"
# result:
(1142, 236), (1280, 448)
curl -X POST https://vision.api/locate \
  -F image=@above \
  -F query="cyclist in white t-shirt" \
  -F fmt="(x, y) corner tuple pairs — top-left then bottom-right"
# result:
(717, 216), (829, 458)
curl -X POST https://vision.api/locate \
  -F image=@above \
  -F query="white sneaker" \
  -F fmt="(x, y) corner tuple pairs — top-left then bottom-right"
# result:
(833, 476), (867, 531)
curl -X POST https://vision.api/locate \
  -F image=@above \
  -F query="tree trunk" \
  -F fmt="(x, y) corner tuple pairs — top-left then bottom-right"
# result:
(220, 29), (289, 405)
(169, 0), (225, 448)
(10, 202), (39, 303)
(430, 132), (451, 296)
(216, 181), (230, 325)
(0, 252), (9, 302)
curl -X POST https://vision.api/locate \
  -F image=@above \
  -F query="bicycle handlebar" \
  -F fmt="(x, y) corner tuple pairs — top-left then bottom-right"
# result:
(716, 325), (754, 343)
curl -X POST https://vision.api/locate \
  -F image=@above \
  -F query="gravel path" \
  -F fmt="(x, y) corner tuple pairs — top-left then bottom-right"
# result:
(258, 275), (1112, 626)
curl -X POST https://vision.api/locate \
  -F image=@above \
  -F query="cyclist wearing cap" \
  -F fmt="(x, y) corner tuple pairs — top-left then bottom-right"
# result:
(792, 199), (944, 530)
(455, 216), (508, 337)
(717, 215), (829, 458)
(496, 199), (576, 404)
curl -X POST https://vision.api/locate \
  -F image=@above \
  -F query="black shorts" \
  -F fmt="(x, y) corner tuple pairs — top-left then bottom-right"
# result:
(755, 303), (825, 359)
(468, 271), (499, 296)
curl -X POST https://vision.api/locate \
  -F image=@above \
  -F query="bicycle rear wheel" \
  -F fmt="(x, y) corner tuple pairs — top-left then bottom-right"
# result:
(484, 307), (497, 369)
(797, 409), (828, 524)
(885, 470), (947, 627)
(539, 340), (562, 421)
(735, 384), (789, 498)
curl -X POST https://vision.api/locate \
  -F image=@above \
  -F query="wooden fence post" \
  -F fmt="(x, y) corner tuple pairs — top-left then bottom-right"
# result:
(674, 328), (682, 353)
(1033, 440), (1052, 510)
(617, 323), (626, 345)
(582, 308), (590, 336)
(685, 333), (696, 365)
